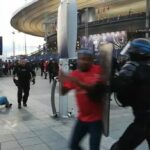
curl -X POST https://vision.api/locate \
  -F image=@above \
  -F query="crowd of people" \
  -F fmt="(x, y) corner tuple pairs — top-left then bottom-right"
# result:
(0, 37), (150, 150)
(39, 59), (59, 82)
(0, 58), (59, 109)
(0, 60), (15, 76)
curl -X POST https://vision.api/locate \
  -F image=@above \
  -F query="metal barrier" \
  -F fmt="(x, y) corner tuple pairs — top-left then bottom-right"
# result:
(50, 77), (75, 118)
(50, 78), (58, 117)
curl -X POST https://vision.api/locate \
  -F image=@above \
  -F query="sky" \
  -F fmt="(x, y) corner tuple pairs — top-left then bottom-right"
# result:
(0, 0), (44, 59)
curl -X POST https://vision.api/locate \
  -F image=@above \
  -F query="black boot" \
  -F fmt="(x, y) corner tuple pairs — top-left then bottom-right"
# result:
(5, 103), (12, 108)
(18, 103), (21, 109)
(23, 103), (27, 107)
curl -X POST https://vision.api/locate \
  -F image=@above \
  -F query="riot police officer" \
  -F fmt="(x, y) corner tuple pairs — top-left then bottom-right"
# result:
(110, 38), (150, 150)
(13, 59), (36, 109)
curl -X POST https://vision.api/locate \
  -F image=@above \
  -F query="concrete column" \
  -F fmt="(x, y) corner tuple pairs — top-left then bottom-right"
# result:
(85, 8), (89, 37)
(146, 0), (150, 38)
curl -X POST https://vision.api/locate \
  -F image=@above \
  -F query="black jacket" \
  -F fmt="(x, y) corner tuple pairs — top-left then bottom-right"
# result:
(112, 61), (150, 114)
(13, 64), (35, 85)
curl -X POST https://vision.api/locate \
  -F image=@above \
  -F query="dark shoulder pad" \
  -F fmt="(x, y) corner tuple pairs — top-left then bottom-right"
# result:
(119, 61), (139, 77)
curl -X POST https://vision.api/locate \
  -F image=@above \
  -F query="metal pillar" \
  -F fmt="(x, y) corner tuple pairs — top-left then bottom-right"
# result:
(85, 8), (89, 38)
(59, 59), (69, 118)
(57, 0), (69, 118)
(146, 0), (150, 38)
(24, 34), (27, 55)
(24, 0), (27, 55)
(57, 0), (77, 118)
(12, 32), (15, 57)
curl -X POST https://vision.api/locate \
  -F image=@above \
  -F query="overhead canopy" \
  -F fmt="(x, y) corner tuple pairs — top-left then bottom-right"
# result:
(11, 0), (145, 37)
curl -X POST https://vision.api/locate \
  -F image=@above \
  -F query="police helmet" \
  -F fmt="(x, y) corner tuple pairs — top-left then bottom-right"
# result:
(121, 38), (150, 56)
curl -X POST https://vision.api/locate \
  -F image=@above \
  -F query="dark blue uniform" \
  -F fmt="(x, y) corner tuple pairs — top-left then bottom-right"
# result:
(13, 64), (35, 108)
(111, 61), (150, 150)
(111, 38), (150, 150)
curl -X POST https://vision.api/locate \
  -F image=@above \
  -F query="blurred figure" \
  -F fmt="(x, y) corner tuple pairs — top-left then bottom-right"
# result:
(7, 60), (12, 75)
(44, 60), (49, 79)
(59, 49), (106, 150)
(13, 59), (36, 109)
(69, 59), (77, 71)
(51, 59), (59, 80)
(2, 61), (8, 75)
(48, 58), (53, 83)
(40, 60), (44, 76)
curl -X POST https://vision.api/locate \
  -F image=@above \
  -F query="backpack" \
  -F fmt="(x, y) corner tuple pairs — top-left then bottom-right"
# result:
(113, 61), (139, 107)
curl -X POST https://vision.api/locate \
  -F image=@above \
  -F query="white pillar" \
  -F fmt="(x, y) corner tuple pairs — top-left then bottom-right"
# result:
(12, 32), (15, 57)
(57, 0), (77, 118)
(59, 58), (69, 118)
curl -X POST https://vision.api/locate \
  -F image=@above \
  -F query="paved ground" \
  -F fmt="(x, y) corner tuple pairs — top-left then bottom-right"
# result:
(0, 74), (148, 150)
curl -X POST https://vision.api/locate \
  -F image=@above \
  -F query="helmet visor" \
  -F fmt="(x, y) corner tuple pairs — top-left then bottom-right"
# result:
(120, 41), (131, 55)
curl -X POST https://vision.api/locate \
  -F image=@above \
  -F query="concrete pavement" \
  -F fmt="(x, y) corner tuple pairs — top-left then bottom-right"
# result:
(0, 75), (148, 150)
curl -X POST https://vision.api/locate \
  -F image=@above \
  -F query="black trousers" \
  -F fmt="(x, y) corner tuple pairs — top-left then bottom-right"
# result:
(17, 84), (30, 104)
(69, 119), (102, 150)
(111, 118), (150, 150)
(48, 72), (54, 83)
(41, 68), (44, 76)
